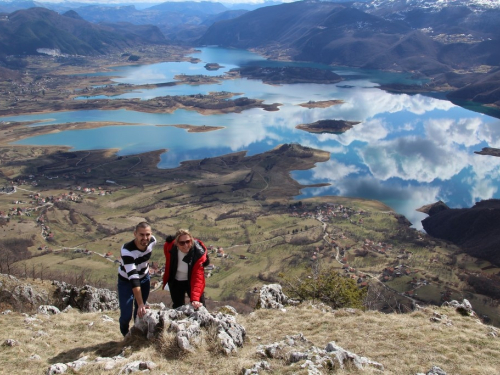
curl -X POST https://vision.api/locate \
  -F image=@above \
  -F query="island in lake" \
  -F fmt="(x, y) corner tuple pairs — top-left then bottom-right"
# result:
(236, 66), (342, 85)
(204, 63), (224, 71)
(170, 124), (224, 133)
(298, 100), (344, 109)
(296, 119), (361, 134)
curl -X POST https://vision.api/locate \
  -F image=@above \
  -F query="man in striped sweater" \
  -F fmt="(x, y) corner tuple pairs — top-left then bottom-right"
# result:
(117, 222), (157, 336)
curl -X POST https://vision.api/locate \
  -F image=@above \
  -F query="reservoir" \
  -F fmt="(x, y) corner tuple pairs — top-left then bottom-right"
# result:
(3, 47), (500, 229)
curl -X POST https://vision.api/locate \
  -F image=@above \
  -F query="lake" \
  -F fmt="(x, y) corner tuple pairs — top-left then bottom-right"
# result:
(3, 47), (500, 230)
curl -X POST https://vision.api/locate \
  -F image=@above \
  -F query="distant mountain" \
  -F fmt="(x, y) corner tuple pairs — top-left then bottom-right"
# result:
(0, 7), (167, 55)
(0, 0), (41, 13)
(201, 9), (248, 26)
(422, 199), (500, 267)
(198, 2), (444, 73)
(59, 2), (243, 44)
(0, 1), (245, 44)
(221, 1), (284, 11)
(361, 0), (500, 12)
(147, 1), (228, 15)
(198, 0), (500, 107)
(357, 0), (500, 38)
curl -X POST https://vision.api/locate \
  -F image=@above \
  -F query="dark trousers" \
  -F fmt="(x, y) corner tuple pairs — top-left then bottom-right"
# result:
(168, 278), (205, 309)
(117, 274), (150, 336)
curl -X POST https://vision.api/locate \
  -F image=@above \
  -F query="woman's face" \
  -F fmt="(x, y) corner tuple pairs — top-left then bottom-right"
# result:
(177, 235), (192, 253)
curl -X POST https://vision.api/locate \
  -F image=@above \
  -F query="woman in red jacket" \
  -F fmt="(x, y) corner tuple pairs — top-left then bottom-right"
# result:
(162, 228), (208, 309)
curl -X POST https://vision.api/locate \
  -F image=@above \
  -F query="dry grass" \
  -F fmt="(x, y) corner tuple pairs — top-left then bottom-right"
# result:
(0, 302), (498, 375)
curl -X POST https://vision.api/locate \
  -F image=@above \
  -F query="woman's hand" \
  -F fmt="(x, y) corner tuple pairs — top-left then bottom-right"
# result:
(191, 301), (202, 309)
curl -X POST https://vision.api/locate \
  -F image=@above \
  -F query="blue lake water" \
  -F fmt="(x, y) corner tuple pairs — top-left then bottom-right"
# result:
(3, 47), (500, 230)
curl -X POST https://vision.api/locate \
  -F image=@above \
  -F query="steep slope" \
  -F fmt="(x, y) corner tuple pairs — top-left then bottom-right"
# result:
(0, 7), (167, 56)
(198, 1), (345, 49)
(422, 199), (500, 266)
(447, 68), (500, 107)
(198, 2), (449, 73)
(1, 274), (499, 375)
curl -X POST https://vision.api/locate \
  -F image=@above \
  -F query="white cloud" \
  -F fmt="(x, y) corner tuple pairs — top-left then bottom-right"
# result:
(477, 118), (500, 148)
(334, 118), (389, 146)
(311, 160), (360, 182)
(471, 178), (499, 203)
(360, 136), (468, 182)
(424, 117), (483, 147)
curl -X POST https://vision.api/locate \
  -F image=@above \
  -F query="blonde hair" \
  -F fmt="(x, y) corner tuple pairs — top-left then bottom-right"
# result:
(175, 228), (193, 245)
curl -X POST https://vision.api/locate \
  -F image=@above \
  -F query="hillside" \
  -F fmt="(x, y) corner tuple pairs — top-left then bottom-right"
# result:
(46, 2), (245, 44)
(197, 0), (500, 108)
(0, 274), (499, 375)
(422, 199), (500, 267)
(0, 7), (167, 55)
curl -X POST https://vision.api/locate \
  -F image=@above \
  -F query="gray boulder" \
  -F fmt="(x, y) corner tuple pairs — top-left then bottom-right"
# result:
(442, 299), (476, 317)
(133, 304), (246, 354)
(38, 305), (60, 315)
(52, 281), (119, 312)
(0, 274), (49, 312)
(257, 333), (383, 373)
(46, 363), (68, 375)
(256, 284), (299, 309)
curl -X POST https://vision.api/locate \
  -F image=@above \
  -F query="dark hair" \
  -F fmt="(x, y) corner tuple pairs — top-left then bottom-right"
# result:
(135, 222), (151, 231)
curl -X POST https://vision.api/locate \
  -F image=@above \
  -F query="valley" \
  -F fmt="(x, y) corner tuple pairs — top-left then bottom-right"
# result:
(1, 0), (500, 329)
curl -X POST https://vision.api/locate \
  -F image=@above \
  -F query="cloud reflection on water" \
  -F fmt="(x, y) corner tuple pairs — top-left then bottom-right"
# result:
(6, 48), (500, 230)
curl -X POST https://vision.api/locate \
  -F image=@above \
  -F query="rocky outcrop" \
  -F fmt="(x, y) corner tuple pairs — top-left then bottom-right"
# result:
(256, 284), (300, 310)
(0, 274), (50, 312)
(442, 299), (477, 318)
(45, 355), (156, 375)
(133, 304), (246, 354)
(52, 281), (119, 312)
(248, 333), (383, 373)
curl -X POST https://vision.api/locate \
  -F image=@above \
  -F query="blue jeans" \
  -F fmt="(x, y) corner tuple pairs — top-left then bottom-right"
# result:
(118, 274), (150, 336)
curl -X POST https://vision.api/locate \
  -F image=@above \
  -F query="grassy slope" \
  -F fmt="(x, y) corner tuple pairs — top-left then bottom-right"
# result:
(0, 299), (498, 375)
(2, 144), (500, 325)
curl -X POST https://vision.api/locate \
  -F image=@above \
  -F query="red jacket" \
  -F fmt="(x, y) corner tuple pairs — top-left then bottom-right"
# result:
(162, 238), (207, 303)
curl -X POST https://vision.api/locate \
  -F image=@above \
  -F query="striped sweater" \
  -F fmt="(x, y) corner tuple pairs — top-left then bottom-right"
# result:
(118, 235), (157, 287)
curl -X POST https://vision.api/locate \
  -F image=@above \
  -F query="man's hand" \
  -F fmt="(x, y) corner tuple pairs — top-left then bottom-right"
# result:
(137, 303), (147, 318)
(191, 301), (202, 309)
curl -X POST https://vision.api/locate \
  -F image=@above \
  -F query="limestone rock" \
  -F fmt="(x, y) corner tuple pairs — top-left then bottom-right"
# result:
(2, 339), (19, 347)
(38, 305), (60, 315)
(416, 366), (447, 375)
(46, 363), (68, 375)
(132, 305), (246, 354)
(256, 284), (299, 309)
(256, 333), (383, 373)
(241, 360), (271, 374)
(0, 274), (49, 312)
(52, 281), (119, 312)
(118, 360), (156, 374)
(442, 299), (476, 317)
(325, 341), (384, 370)
(67, 356), (88, 371)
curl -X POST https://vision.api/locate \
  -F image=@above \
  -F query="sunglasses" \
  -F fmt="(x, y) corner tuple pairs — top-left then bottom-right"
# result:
(178, 240), (191, 246)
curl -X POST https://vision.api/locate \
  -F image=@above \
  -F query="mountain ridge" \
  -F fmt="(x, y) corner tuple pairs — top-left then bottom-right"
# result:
(0, 7), (167, 55)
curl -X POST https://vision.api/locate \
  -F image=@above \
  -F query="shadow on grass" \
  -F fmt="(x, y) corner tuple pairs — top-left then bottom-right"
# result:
(49, 334), (150, 364)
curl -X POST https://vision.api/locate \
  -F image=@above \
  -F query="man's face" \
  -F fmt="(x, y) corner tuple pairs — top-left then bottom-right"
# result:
(134, 226), (152, 250)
